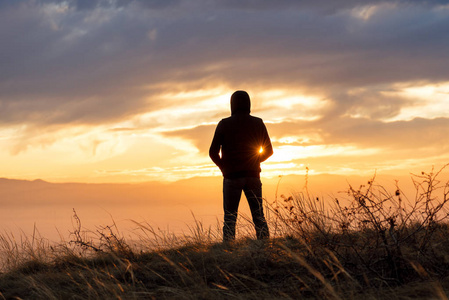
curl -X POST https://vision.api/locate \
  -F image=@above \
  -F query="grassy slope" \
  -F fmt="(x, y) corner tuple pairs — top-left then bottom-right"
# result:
(1, 228), (449, 299)
(2, 167), (449, 299)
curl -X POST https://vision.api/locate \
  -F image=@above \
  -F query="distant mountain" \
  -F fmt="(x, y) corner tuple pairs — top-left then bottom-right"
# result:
(0, 172), (416, 206)
(0, 173), (423, 242)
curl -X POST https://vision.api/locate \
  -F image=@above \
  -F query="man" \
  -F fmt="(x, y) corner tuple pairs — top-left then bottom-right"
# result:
(209, 90), (273, 242)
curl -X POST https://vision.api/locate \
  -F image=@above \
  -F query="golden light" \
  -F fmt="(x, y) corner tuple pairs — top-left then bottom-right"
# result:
(382, 81), (449, 121)
(259, 146), (263, 153)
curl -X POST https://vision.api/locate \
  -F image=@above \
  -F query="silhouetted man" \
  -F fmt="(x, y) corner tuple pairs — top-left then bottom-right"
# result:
(209, 90), (273, 242)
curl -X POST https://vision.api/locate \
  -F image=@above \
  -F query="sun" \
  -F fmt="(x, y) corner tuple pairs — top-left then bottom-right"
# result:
(259, 146), (264, 154)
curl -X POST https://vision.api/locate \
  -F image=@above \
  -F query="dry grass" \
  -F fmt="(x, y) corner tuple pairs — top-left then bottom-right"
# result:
(1, 165), (449, 299)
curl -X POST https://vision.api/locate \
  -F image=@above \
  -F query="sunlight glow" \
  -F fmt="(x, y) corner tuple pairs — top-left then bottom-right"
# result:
(1, 82), (445, 183)
(259, 89), (326, 109)
(256, 89), (329, 122)
(137, 87), (230, 130)
(269, 144), (379, 163)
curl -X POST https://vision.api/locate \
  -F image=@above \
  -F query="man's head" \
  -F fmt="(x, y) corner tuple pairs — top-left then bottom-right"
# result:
(231, 90), (251, 115)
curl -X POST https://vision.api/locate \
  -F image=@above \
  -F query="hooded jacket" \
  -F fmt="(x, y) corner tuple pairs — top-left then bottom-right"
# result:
(209, 91), (273, 178)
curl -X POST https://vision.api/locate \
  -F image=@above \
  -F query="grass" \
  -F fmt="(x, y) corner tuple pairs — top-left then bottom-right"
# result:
(1, 166), (449, 299)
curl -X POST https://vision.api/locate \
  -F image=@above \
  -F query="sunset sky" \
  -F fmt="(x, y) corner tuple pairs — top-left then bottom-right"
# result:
(1, 0), (449, 183)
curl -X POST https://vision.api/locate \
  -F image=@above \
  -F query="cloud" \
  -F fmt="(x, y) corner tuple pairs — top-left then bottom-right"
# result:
(164, 116), (449, 157)
(162, 124), (216, 155)
(269, 116), (449, 154)
(1, 0), (449, 157)
(324, 117), (449, 150)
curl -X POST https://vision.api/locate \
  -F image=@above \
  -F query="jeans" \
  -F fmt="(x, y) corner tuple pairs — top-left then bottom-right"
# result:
(223, 177), (269, 241)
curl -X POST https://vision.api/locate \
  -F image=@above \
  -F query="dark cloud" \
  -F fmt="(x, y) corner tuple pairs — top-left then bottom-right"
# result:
(191, 0), (448, 13)
(70, 0), (100, 10)
(1, 0), (448, 130)
(67, 0), (183, 10)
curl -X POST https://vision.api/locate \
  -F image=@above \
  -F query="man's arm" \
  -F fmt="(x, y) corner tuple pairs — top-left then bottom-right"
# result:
(209, 123), (223, 170)
(259, 122), (273, 162)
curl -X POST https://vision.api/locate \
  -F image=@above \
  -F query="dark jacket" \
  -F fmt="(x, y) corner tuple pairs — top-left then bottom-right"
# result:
(209, 95), (273, 179)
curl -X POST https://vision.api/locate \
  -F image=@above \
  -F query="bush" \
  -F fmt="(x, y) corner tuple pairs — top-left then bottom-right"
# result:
(269, 164), (449, 286)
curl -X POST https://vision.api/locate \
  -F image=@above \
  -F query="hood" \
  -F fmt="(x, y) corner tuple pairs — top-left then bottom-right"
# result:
(230, 90), (251, 115)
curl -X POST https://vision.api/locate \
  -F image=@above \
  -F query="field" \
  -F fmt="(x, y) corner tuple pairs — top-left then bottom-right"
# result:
(1, 166), (449, 299)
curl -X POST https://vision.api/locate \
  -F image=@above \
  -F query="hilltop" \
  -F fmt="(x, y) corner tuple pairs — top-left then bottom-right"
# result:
(1, 167), (449, 299)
